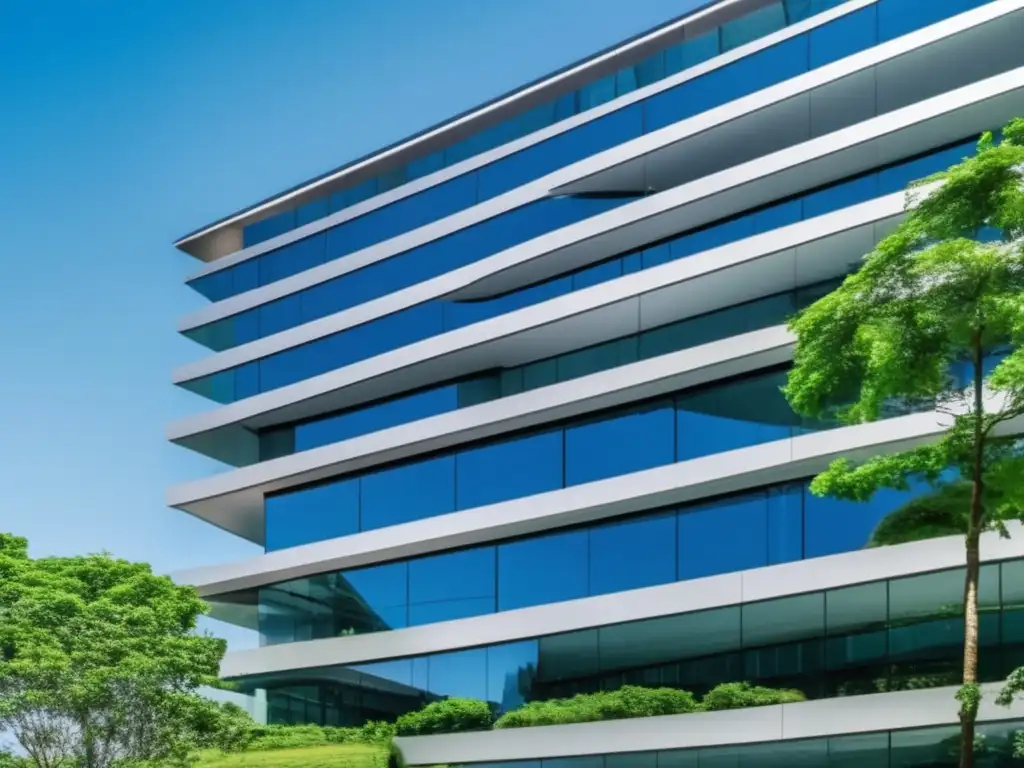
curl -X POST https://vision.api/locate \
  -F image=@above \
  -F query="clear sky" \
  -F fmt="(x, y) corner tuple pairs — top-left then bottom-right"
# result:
(0, 0), (698, 646)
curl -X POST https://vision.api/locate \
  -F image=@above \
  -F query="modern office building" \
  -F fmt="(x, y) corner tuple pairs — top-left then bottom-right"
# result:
(171, 0), (1024, 764)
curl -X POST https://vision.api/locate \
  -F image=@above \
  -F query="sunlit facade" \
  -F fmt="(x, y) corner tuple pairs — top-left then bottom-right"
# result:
(170, 0), (1024, 763)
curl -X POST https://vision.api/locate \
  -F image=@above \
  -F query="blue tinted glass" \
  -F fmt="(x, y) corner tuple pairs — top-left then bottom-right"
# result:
(767, 486), (804, 564)
(408, 548), (496, 625)
(259, 295), (302, 337)
(456, 430), (564, 509)
(426, 648), (489, 701)
(878, 140), (975, 193)
(678, 492), (770, 579)
(878, 0), (986, 43)
(676, 371), (799, 461)
(721, 2), (787, 51)
(264, 479), (360, 551)
(802, 174), (879, 219)
(579, 75), (617, 111)
(564, 402), (675, 486)
(296, 198), (330, 227)
(294, 386), (460, 452)
(188, 269), (234, 302)
(244, 209), (295, 248)
(497, 530), (589, 611)
(588, 512), (677, 595)
(486, 641), (539, 712)
(804, 484), (922, 557)
(360, 456), (456, 531)
(344, 561), (409, 630)
(809, 5), (878, 69)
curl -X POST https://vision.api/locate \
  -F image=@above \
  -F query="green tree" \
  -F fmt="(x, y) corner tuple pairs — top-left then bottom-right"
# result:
(782, 118), (1024, 768)
(0, 533), (232, 767)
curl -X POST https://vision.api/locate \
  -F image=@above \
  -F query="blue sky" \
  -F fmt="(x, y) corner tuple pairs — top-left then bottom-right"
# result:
(0, 0), (697, 645)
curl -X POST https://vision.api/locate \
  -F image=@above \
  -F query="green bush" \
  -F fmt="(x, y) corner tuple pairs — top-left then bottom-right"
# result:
(229, 720), (396, 752)
(701, 682), (806, 711)
(395, 698), (494, 736)
(493, 686), (701, 729)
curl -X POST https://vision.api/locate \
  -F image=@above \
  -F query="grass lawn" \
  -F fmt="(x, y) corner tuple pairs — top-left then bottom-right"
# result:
(194, 743), (387, 768)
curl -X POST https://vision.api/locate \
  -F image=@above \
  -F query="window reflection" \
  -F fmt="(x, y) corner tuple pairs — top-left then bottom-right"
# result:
(264, 364), (864, 551)
(260, 474), (937, 640)
(252, 560), (1024, 732)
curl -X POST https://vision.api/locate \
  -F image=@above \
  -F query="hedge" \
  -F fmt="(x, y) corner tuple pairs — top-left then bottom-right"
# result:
(494, 686), (701, 729)
(395, 698), (494, 736)
(700, 682), (805, 711)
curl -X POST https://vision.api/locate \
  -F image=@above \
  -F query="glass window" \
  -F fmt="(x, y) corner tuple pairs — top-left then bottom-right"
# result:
(721, 2), (788, 52)
(678, 492), (770, 580)
(408, 548), (496, 625)
(564, 401), (675, 486)
(803, 484), (918, 558)
(486, 641), (540, 712)
(360, 456), (456, 531)
(293, 385), (460, 453)
(675, 370), (799, 461)
(588, 512), (677, 596)
(425, 648), (489, 702)
(264, 479), (359, 551)
(878, 0), (986, 43)
(497, 530), (589, 611)
(809, 5), (878, 69)
(456, 430), (564, 510)
(329, 560), (408, 633)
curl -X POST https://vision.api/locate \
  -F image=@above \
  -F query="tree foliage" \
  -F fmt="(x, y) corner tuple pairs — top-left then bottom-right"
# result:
(783, 118), (1024, 768)
(0, 533), (232, 768)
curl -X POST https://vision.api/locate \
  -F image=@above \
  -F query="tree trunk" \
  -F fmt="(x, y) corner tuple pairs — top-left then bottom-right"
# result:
(959, 345), (986, 768)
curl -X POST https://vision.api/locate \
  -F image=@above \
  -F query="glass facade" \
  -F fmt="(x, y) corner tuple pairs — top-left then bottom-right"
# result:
(254, 279), (841, 463)
(189, 0), (989, 305)
(262, 364), (881, 550)
(452, 720), (1024, 768)
(247, 560), (1024, 727)
(259, 476), (944, 642)
(181, 137), (978, 404)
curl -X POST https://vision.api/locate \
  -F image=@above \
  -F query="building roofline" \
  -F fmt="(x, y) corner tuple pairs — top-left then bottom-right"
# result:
(174, 0), (751, 250)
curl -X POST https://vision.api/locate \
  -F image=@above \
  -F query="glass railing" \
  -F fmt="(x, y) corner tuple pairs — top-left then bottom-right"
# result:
(188, 0), (990, 304)
(180, 138), (980, 405)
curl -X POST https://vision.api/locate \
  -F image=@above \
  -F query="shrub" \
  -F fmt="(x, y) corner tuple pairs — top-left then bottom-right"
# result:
(701, 682), (805, 711)
(493, 686), (701, 729)
(395, 698), (494, 736)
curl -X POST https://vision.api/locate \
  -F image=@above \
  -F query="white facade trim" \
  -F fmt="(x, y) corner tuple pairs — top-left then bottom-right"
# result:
(393, 685), (1024, 765)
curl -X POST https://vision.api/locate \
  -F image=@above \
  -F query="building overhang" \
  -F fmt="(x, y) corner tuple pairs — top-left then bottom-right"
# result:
(177, 0), (1023, 333)
(170, 192), (901, 472)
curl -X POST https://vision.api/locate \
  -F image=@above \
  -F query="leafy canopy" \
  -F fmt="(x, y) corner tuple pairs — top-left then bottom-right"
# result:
(0, 533), (231, 768)
(783, 119), (1024, 533)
